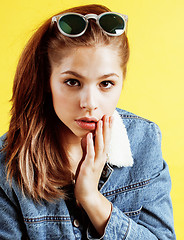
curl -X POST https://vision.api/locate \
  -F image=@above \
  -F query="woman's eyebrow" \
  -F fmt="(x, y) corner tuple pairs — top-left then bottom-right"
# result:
(98, 73), (119, 79)
(61, 71), (84, 79)
(61, 71), (119, 79)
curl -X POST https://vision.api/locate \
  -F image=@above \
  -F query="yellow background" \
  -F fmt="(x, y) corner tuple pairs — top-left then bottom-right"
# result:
(0, 0), (183, 238)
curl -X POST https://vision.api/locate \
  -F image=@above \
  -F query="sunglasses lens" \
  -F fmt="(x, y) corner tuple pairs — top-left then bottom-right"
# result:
(99, 13), (125, 35)
(58, 14), (86, 35)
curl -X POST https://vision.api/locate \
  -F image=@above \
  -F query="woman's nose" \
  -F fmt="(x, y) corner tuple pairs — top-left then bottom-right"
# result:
(80, 87), (97, 111)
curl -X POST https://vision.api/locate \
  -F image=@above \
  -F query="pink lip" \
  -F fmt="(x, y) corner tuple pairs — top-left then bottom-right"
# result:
(75, 117), (98, 130)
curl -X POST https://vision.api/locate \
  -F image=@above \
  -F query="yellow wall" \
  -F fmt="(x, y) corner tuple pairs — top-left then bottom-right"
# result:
(0, 0), (183, 238)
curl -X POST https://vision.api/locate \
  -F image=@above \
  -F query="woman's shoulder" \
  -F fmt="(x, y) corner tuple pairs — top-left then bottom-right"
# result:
(0, 133), (8, 181)
(116, 108), (163, 177)
(0, 133), (23, 210)
(0, 133), (7, 159)
(0, 133), (6, 148)
(116, 107), (156, 123)
(116, 107), (161, 140)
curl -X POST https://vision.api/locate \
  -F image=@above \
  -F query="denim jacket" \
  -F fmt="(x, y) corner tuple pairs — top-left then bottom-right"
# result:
(0, 108), (176, 239)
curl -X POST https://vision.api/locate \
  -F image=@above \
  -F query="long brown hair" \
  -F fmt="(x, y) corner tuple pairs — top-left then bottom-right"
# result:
(3, 4), (130, 201)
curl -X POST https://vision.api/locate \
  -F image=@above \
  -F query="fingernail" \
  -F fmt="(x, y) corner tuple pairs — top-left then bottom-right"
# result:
(108, 116), (110, 125)
(105, 116), (109, 127)
(109, 116), (114, 128)
(88, 132), (92, 140)
(98, 120), (102, 129)
(106, 115), (109, 123)
(100, 120), (103, 127)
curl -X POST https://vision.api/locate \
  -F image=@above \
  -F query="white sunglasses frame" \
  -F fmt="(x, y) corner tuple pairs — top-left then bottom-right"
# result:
(51, 12), (128, 37)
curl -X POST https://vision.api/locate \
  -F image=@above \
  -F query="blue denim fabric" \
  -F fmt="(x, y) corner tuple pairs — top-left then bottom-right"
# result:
(0, 108), (176, 239)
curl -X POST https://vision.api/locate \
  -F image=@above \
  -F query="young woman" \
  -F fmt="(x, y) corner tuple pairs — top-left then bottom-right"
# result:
(0, 4), (176, 240)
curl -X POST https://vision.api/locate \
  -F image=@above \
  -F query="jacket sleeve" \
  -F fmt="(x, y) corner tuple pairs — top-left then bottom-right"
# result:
(87, 122), (176, 240)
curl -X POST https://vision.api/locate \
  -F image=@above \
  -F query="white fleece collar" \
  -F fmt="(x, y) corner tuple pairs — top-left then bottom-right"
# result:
(107, 110), (134, 168)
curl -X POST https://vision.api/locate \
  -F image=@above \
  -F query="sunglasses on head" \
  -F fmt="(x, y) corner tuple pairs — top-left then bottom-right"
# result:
(51, 12), (128, 37)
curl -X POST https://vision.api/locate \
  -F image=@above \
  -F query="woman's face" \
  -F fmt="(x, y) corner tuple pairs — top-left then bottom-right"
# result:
(50, 46), (123, 140)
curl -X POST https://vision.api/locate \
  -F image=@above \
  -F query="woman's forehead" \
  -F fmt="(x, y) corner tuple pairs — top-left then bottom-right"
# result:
(50, 46), (123, 79)
(50, 46), (122, 68)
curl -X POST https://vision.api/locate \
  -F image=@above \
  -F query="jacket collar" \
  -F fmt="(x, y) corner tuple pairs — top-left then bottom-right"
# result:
(107, 110), (134, 168)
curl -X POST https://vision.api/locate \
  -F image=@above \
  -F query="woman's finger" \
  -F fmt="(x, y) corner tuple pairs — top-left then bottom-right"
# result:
(103, 115), (111, 154)
(94, 120), (104, 160)
(103, 115), (114, 155)
(81, 134), (88, 159)
(85, 132), (95, 165)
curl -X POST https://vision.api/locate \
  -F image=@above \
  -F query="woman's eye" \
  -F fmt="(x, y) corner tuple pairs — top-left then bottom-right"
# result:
(100, 81), (114, 89)
(64, 79), (80, 87)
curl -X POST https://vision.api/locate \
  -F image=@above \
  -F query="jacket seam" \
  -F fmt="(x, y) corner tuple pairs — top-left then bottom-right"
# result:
(120, 114), (152, 123)
(24, 216), (71, 223)
(124, 206), (142, 217)
(103, 179), (150, 197)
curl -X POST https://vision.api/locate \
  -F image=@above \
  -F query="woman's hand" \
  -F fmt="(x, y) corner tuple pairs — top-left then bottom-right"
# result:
(74, 115), (112, 204)
(74, 115), (113, 236)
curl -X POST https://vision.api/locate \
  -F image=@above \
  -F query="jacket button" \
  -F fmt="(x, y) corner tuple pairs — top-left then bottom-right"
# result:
(73, 219), (80, 228)
(102, 170), (107, 177)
